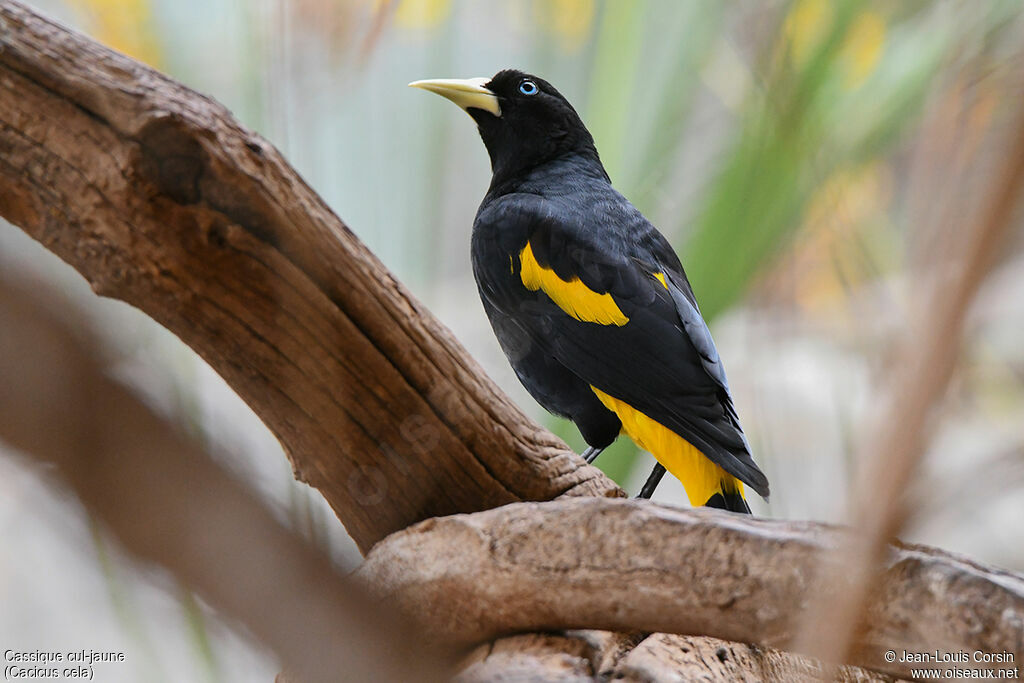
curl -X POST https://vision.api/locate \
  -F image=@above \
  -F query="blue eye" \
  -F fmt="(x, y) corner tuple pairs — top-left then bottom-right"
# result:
(519, 80), (538, 96)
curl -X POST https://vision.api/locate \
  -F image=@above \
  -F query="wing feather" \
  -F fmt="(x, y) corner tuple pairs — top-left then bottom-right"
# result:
(474, 194), (769, 497)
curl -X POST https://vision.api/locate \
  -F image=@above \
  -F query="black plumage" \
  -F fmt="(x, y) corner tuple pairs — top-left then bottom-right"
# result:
(412, 69), (769, 511)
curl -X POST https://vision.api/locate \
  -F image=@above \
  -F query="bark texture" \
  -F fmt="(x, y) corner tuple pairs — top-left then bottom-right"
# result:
(458, 632), (896, 682)
(0, 1), (619, 554)
(360, 499), (1024, 681)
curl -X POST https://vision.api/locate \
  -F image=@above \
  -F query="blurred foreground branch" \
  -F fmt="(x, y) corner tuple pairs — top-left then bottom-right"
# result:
(798, 64), (1024, 668)
(0, 269), (451, 683)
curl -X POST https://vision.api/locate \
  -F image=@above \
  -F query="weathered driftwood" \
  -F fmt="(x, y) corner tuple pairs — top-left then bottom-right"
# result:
(457, 632), (897, 682)
(360, 498), (1024, 681)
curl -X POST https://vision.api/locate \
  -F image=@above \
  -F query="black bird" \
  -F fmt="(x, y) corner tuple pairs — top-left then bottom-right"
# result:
(410, 70), (769, 512)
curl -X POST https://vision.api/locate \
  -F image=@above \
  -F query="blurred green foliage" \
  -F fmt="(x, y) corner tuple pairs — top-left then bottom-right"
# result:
(544, 0), (950, 489)
(530, 0), (1014, 486)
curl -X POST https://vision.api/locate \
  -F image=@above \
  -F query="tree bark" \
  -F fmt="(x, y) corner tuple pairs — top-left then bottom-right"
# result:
(2, 3), (1021, 681)
(457, 632), (896, 682)
(0, 1), (620, 554)
(359, 498), (1024, 681)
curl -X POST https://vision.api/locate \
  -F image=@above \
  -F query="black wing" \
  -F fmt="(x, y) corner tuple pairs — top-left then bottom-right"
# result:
(473, 192), (769, 497)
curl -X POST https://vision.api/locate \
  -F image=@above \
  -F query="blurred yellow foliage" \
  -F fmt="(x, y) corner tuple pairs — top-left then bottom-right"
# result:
(792, 163), (891, 311)
(805, 163), (887, 232)
(388, 0), (452, 29)
(785, 0), (830, 66)
(784, 0), (885, 88)
(535, 0), (596, 52)
(841, 11), (885, 87)
(68, 0), (161, 66)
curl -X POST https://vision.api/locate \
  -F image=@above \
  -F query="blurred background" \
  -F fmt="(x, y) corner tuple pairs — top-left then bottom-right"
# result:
(2, 0), (1023, 680)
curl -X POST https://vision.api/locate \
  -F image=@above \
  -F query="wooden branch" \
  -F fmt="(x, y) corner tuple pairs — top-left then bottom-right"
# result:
(0, 0), (620, 554)
(457, 632), (895, 682)
(0, 268), (452, 683)
(358, 498), (1024, 681)
(602, 634), (893, 682)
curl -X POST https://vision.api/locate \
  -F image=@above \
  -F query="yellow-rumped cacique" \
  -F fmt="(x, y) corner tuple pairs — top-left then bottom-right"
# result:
(410, 69), (769, 512)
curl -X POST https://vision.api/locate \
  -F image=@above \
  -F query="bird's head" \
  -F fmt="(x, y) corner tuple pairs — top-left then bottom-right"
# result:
(410, 69), (602, 186)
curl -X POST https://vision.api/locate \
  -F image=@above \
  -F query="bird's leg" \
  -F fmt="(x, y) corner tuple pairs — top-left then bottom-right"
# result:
(637, 464), (667, 499)
(582, 446), (605, 464)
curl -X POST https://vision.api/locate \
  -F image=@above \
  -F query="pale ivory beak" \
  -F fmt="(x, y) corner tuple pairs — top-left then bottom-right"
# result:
(408, 77), (501, 117)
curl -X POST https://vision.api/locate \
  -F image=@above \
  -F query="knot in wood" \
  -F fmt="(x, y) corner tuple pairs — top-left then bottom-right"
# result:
(136, 115), (205, 204)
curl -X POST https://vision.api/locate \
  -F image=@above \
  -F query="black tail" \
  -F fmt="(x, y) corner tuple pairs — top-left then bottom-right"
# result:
(704, 490), (751, 514)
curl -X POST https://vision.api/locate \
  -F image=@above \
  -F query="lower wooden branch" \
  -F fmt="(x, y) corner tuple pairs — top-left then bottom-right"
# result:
(458, 632), (897, 682)
(358, 499), (1024, 681)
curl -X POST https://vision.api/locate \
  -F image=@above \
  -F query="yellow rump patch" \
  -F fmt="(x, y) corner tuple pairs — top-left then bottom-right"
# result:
(590, 386), (744, 507)
(518, 242), (629, 326)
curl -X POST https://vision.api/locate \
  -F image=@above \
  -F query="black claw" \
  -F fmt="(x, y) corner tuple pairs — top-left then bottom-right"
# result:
(637, 463), (666, 499)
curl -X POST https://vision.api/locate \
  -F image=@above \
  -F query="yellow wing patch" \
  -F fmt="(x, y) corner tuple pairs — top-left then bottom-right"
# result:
(653, 272), (668, 289)
(590, 386), (744, 507)
(518, 242), (629, 326)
